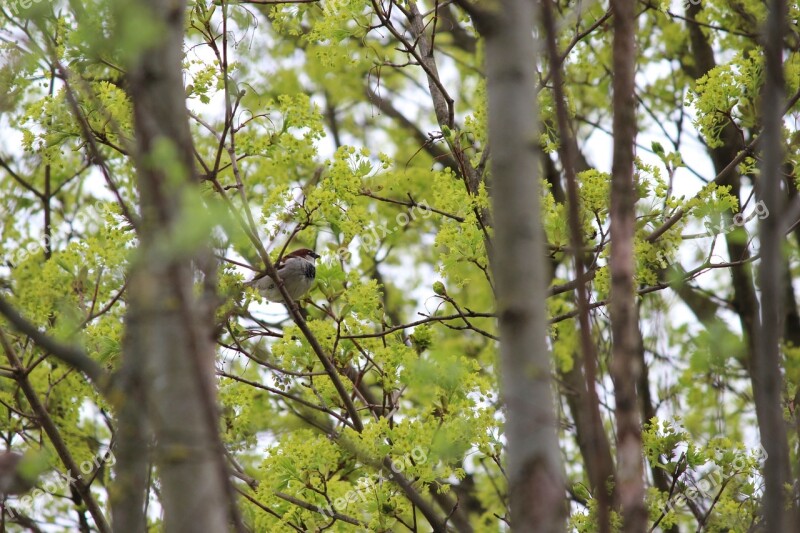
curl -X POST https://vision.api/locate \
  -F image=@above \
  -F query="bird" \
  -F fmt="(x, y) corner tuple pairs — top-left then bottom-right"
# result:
(248, 248), (320, 302)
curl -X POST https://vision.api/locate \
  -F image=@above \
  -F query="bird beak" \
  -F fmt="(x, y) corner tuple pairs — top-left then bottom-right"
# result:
(310, 251), (320, 259)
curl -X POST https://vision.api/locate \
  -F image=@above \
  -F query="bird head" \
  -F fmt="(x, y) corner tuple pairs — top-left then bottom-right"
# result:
(281, 248), (320, 262)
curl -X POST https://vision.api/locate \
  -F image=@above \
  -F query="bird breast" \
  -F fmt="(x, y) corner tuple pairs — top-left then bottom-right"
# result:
(257, 257), (316, 301)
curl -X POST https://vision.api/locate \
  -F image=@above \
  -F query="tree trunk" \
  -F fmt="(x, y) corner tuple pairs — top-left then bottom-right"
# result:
(112, 1), (234, 531)
(482, 1), (566, 530)
(756, 0), (794, 529)
(608, 0), (647, 531)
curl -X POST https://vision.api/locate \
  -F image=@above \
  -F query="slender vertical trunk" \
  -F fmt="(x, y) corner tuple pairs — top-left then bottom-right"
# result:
(482, 1), (566, 530)
(756, 0), (794, 530)
(608, 0), (647, 530)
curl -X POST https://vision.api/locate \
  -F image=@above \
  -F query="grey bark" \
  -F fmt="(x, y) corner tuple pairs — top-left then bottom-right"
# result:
(480, 1), (566, 530)
(111, 1), (235, 531)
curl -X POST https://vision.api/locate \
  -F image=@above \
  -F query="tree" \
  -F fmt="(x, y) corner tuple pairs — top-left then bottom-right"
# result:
(115, 0), (237, 530)
(0, 0), (799, 531)
(473, 0), (565, 530)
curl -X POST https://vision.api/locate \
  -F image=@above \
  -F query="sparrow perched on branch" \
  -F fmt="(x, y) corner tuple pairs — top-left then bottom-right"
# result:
(248, 248), (320, 302)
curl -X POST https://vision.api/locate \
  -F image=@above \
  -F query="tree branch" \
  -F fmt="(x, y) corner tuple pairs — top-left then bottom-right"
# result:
(0, 296), (107, 388)
(0, 329), (111, 533)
